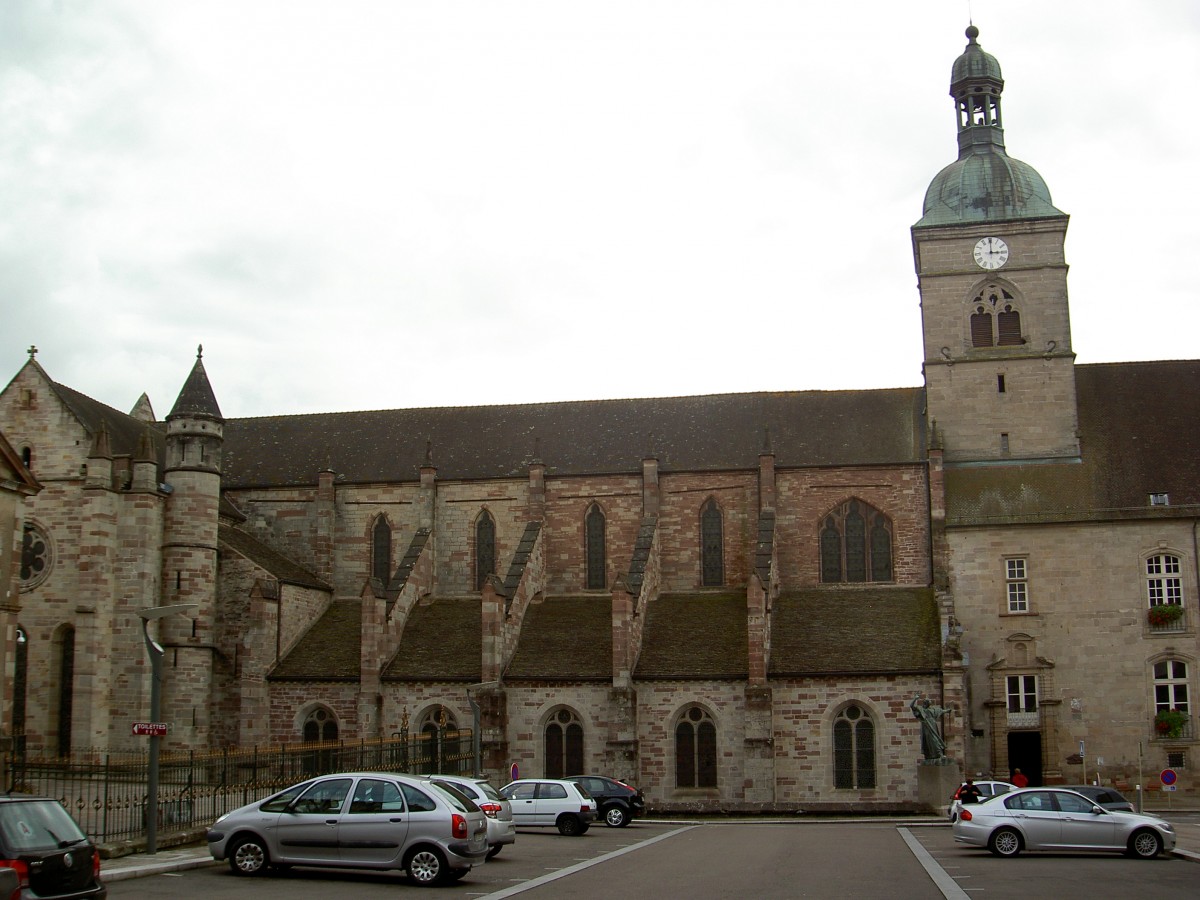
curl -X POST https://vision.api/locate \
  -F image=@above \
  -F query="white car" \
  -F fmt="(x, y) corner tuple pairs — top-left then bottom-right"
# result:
(952, 787), (1175, 858)
(499, 778), (598, 835)
(948, 779), (1013, 822)
(429, 775), (517, 859)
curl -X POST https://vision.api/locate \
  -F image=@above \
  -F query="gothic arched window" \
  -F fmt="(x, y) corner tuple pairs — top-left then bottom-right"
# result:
(819, 499), (893, 583)
(14, 626), (27, 755)
(675, 706), (717, 788)
(833, 704), (876, 789)
(371, 516), (392, 585)
(475, 511), (496, 591)
(55, 626), (75, 756)
(585, 505), (606, 589)
(544, 708), (584, 778)
(700, 498), (724, 587)
(969, 284), (1023, 348)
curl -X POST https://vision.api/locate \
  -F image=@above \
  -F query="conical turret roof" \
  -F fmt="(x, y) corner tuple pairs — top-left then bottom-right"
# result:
(168, 345), (223, 421)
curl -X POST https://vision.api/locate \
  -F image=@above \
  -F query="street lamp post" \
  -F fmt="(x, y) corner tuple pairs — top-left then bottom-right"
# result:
(138, 604), (196, 854)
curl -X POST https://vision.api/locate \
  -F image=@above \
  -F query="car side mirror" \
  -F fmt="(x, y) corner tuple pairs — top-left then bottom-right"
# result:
(1091, 805), (1105, 815)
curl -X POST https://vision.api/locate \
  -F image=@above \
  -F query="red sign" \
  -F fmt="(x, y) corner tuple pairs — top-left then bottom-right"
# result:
(132, 722), (168, 736)
(1160, 768), (1178, 786)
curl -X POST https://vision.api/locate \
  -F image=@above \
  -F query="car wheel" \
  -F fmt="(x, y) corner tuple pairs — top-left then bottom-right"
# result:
(1128, 829), (1163, 859)
(557, 814), (583, 836)
(228, 835), (270, 876)
(486, 844), (502, 860)
(604, 805), (629, 827)
(406, 846), (450, 886)
(988, 827), (1022, 858)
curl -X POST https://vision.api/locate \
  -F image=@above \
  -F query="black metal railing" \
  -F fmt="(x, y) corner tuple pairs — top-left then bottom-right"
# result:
(4, 729), (473, 844)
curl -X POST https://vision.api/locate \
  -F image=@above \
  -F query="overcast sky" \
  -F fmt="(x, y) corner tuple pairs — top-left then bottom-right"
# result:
(2, 1), (1197, 420)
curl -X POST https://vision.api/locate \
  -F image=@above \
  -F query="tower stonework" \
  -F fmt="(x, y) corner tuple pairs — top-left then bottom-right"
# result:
(160, 347), (224, 750)
(914, 26), (1079, 465)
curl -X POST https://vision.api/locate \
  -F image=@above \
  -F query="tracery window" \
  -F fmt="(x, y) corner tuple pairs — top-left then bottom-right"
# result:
(371, 516), (392, 585)
(833, 704), (876, 789)
(544, 708), (584, 779)
(20, 523), (53, 591)
(418, 707), (459, 775)
(585, 504), (606, 589)
(700, 499), (724, 587)
(475, 511), (496, 591)
(675, 706), (717, 789)
(303, 706), (338, 742)
(970, 284), (1023, 347)
(820, 499), (893, 583)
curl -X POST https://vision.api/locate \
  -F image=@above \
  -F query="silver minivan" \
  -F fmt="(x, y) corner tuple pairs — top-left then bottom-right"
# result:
(207, 772), (488, 885)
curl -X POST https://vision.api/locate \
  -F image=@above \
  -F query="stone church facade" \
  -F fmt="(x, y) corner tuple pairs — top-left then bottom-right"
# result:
(2, 26), (1197, 808)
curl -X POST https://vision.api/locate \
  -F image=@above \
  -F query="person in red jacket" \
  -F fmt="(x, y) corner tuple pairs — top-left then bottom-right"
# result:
(1011, 768), (1029, 788)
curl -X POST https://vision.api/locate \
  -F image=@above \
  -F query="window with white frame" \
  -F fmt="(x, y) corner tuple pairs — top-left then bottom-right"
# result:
(1006, 558), (1029, 613)
(1154, 660), (1189, 714)
(1146, 554), (1183, 607)
(1007, 675), (1037, 713)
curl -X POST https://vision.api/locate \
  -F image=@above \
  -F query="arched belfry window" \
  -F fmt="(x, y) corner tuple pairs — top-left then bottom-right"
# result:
(675, 706), (717, 788)
(544, 708), (584, 778)
(820, 499), (893, 583)
(700, 498), (724, 587)
(833, 704), (876, 789)
(585, 504), (606, 589)
(969, 284), (1023, 348)
(371, 516), (392, 585)
(475, 511), (496, 591)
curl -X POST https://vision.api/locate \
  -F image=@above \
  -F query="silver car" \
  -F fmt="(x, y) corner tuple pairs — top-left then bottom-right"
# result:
(206, 772), (488, 885)
(499, 778), (597, 835)
(428, 775), (516, 859)
(952, 787), (1175, 858)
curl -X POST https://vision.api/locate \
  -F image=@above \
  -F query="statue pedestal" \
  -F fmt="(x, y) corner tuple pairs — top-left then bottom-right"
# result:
(916, 758), (962, 814)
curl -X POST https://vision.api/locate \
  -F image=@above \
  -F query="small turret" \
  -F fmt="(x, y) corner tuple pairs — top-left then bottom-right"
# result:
(165, 345), (224, 474)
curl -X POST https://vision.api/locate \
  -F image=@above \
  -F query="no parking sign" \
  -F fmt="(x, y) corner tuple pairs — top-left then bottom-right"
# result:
(1160, 768), (1178, 791)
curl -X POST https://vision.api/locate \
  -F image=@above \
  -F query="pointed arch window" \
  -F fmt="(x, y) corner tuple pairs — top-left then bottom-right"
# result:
(417, 707), (459, 775)
(820, 499), (893, 583)
(700, 499), (724, 587)
(303, 706), (339, 773)
(833, 704), (876, 789)
(14, 626), (27, 755)
(55, 626), (75, 756)
(676, 706), (717, 788)
(371, 516), (392, 585)
(545, 708), (584, 778)
(585, 505), (606, 589)
(969, 285), (1023, 348)
(475, 511), (496, 591)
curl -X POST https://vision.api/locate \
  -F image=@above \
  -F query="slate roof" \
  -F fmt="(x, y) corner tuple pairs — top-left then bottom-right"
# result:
(220, 388), (925, 488)
(505, 596), (612, 682)
(383, 599), (482, 682)
(768, 587), (941, 677)
(269, 600), (361, 681)
(219, 524), (332, 590)
(51, 381), (166, 465)
(945, 361), (1200, 525)
(635, 592), (748, 680)
(168, 351), (223, 420)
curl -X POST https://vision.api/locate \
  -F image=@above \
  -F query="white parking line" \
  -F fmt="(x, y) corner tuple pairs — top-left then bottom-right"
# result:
(898, 827), (971, 900)
(478, 825), (697, 899)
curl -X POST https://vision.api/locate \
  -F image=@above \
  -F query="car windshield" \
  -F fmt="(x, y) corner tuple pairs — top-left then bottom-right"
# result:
(0, 800), (87, 852)
(260, 780), (315, 813)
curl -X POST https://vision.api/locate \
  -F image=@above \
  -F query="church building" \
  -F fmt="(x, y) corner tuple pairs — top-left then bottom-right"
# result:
(2, 26), (1196, 809)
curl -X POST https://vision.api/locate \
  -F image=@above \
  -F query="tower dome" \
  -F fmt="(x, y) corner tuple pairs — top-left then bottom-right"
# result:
(915, 26), (1063, 227)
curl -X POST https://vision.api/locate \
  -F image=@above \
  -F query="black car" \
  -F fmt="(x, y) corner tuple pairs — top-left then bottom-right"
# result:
(1058, 785), (1135, 812)
(570, 776), (645, 827)
(0, 794), (106, 898)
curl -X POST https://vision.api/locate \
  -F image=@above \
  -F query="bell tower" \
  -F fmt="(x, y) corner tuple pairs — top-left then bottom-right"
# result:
(913, 26), (1079, 464)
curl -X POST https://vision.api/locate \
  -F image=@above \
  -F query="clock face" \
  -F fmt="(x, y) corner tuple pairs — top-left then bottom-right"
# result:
(973, 236), (1009, 270)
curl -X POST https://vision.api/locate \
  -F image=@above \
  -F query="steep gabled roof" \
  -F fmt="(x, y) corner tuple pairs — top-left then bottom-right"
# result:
(51, 381), (166, 464)
(220, 387), (926, 488)
(269, 600), (361, 681)
(505, 596), (612, 682)
(635, 592), (748, 680)
(219, 524), (331, 590)
(769, 587), (941, 677)
(946, 361), (1200, 525)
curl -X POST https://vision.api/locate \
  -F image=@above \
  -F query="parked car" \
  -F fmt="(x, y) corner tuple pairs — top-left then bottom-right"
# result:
(427, 775), (516, 858)
(570, 775), (645, 827)
(499, 779), (597, 835)
(952, 787), (1175, 858)
(1057, 785), (1135, 812)
(948, 779), (1013, 822)
(0, 793), (107, 899)
(206, 772), (488, 885)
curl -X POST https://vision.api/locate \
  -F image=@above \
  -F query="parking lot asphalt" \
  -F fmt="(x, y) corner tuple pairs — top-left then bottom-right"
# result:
(98, 812), (1200, 884)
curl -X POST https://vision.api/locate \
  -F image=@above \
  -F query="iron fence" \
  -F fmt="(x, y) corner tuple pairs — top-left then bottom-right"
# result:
(4, 729), (474, 844)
